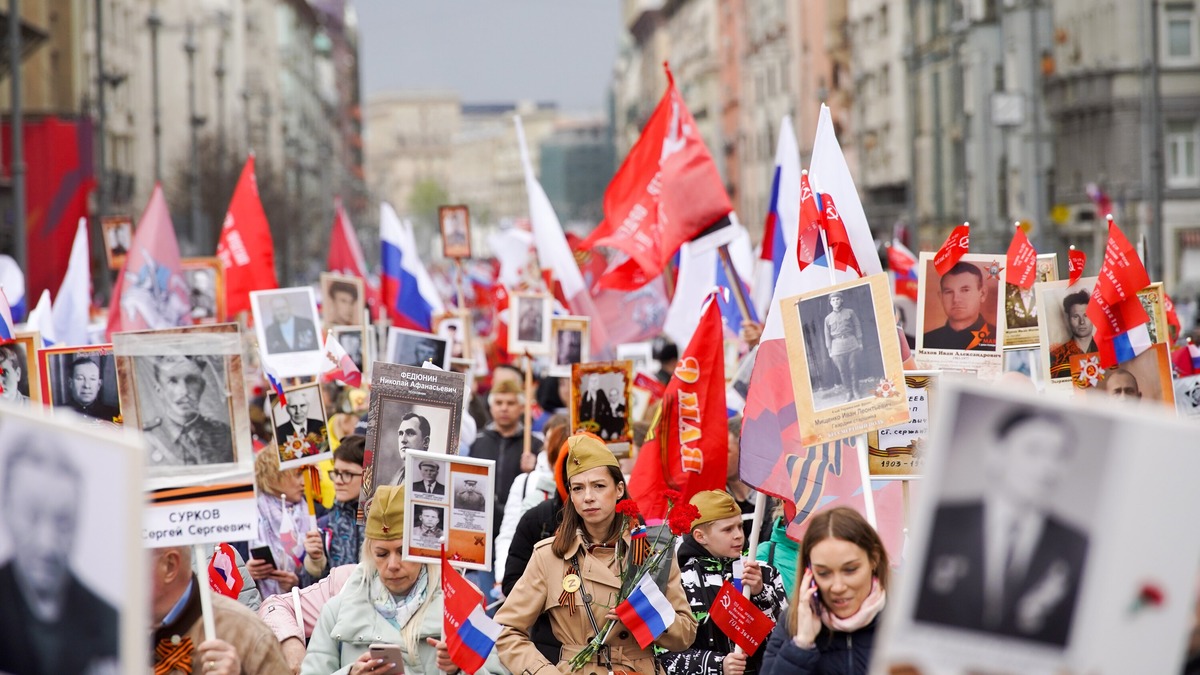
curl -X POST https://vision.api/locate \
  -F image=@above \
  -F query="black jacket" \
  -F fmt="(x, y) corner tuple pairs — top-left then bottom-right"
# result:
(759, 612), (879, 675)
(501, 495), (564, 664)
(468, 424), (542, 537)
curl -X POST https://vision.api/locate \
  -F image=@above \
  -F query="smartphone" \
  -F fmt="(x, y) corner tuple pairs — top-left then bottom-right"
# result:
(808, 569), (821, 612)
(249, 546), (277, 570)
(368, 644), (405, 674)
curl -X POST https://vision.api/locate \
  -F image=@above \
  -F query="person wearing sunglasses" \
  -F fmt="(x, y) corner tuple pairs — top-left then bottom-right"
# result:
(303, 435), (367, 586)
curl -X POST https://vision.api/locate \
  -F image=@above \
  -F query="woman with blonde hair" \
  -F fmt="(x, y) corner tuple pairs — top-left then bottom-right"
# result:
(249, 446), (311, 596)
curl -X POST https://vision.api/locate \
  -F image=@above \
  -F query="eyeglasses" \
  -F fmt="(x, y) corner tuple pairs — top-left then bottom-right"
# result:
(327, 469), (364, 483)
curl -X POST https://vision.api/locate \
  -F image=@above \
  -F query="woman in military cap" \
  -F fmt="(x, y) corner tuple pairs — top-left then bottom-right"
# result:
(495, 433), (697, 674)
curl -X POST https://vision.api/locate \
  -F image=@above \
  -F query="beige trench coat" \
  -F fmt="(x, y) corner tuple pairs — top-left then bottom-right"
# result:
(495, 533), (697, 675)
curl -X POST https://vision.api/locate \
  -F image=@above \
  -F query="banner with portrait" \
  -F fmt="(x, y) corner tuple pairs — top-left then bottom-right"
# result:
(320, 272), (366, 331)
(182, 257), (225, 325)
(385, 327), (450, 370)
(1068, 343), (1175, 408)
(0, 332), (42, 408)
(37, 344), (122, 427)
(549, 316), (590, 377)
(867, 370), (938, 478)
(570, 360), (634, 457)
(403, 449), (494, 571)
(510, 292), (552, 355)
(1003, 253), (1058, 349)
(270, 381), (331, 469)
(915, 252), (1007, 378)
(250, 287), (325, 379)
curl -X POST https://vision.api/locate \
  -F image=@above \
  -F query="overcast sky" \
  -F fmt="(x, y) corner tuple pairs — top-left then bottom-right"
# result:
(355, 1), (621, 113)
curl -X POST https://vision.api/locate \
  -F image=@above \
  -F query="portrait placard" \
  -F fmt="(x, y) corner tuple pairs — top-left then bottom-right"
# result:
(182, 257), (225, 324)
(403, 449), (494, 571)
(874, 380), (1200, 674)
(385, 327), (449, 370)
(439, 204), (472, 259)
(435, 311), (469, 360)
(37, 344), (122, 426)
(361, 362), (466, 519)
(510, 292), (552, 355)
(113, 323), (254, 490)
(549, 316), (591, 377)
(333, 325), (370, 379)
(1174, 373), (1200, 419)
(1068, 343), (1176, 408)
(915, 253), (1006, 378)
(616, 341), (657, 374)
(320, 272), (366, 330)
(781, 273), (909, 446)
(867, 371), (937, 478)
(270, 382), (331, 469)
(1003, 253), (1058, 349)
(101, 214), (133, 271)
(0, 404), (145, 675)
(250, 287), (325, 378)
(570, 360), (634, 457)
(0, 331), (41, 407)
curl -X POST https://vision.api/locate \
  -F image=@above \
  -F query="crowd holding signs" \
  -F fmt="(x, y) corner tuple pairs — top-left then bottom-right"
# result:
(2, 63), (1200, 675)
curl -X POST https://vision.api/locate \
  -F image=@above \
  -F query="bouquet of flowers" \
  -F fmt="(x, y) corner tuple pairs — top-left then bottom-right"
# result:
(568, 490), (700, 671)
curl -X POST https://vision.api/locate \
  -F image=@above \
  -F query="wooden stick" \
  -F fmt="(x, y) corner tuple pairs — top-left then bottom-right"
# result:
(717, 243), (753, 323)
(522, 352), (534, 457)
(453, 259), (467, 312)
(192, 544), (217, 641)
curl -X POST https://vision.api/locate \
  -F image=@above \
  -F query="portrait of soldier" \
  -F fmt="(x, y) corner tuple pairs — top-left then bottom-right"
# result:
(142, 355), (234, 467)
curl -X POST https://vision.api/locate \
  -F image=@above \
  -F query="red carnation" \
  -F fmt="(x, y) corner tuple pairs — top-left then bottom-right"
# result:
(664, 489), (682, 505)
(1140, 584), (1165, 607)
(667, 503), (701, 535)
(615, 500), (641, 518)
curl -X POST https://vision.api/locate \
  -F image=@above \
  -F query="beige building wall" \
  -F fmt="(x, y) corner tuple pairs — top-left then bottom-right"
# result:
(364, 91), (461, 214)
(740, 0), (794, 239)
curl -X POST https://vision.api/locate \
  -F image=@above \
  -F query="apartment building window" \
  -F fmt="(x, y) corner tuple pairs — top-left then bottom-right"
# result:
(1164, 2), (1198, 63)
(1166, 119), (1200, 187)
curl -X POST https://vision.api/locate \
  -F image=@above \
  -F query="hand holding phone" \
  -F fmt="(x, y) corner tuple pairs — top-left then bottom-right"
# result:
(249, 546), (277, 570)
(367, 644), (404, 674)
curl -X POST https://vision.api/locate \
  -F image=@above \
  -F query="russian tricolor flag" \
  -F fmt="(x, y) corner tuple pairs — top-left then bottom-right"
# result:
(759, 117), (800, 299)
(264, 362), (288, 406)
(380, 202), (444, 332)
(1107, 323), (1154, 364)
(0, 289), (14, 341)
(442, 548), (500, 673)
(614, 572), (677, 649)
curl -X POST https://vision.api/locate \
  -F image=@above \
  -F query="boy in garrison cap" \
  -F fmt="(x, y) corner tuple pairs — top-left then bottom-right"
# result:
(660, 490), (788, 675)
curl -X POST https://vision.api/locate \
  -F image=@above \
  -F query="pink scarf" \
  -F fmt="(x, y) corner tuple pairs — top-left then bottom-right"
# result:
(819, 579), (886, 633)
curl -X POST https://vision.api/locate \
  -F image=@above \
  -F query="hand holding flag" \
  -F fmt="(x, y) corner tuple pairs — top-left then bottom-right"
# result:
(442, 547), (501, 673)
(1005, 223), (1038, 289)
(614, 572), (678, 649)
(933, 223), (970, 276)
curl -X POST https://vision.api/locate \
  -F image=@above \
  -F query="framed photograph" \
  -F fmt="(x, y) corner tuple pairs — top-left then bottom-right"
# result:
(250, 287), (324, 378)
(182, 257), (225, 324)
(320, 272), (365, 330)
(1135, 282), (1171, 347)
(439, 204), (472, 259)
(403, 449), (494, 570)
(1003, 253), (1058, 349)
(915, 253), (1006, 378)
(1068, 343), (1176, 407)
(570, 361), (634, 456)
(875, 380), (1200, 674)
(0, 403), (145, 674)
(435, 311), (469, 360)
(780, 273), (909, 446)
(0, 332), (42, 407)
(37, 345), (122, 426)
(101, 215), (133, 271)
(1175, 373), (1200, 419)
(549, 316), (590, 377)
(113, 324), (253, 486)
(332, 325), (370, 379)
(510, 292), (552, 355)
(385, 327), (449, 370)
(617, 342), (657, 374)
(361, 362), (466, 519)
(867, 371), (937, 479)
(270, 382), (331, 469)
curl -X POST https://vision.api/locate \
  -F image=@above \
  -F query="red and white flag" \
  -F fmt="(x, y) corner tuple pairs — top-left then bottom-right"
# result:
(797, 172), (823, 270)
(105, 184), (192, 338)
(819, 192), (862, 276)
(1092, 216), (1150, 308)
(933, 223), (970, 276)
(327, 198), (381, 319)
(1088, 217), (1151, 368)
(321, 330), (362, 388)
(217, 155), (279, 318)
(1005, 225), (1038, 289)
(1068, 246), (1086, 286)
(208, 543), (245, 600)
(442, 547), (501, 673)
(1165, 292), (1182, 340)
(710, 581), (775, 655)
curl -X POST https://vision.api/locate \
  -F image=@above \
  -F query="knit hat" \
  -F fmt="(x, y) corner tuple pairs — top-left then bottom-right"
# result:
(689, 490), (741, 529)
(564, 433), (619, 480)
(366, 485), (406, 540)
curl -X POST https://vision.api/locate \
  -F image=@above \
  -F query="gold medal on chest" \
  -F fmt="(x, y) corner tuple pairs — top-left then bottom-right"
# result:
(562, 573), (582, 594)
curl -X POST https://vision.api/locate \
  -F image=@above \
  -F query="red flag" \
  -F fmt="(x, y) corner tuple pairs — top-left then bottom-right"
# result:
(217, 155), (279, 317)
(710, 581), (775, 655)
(327, 198), (381, 318)
(629, 295), (727, 518)
(1068, 247), (1086, 286)
(1164, 292), (1182, 340)
(208, 543), (245, 600)
(796, 172), (823, 270)
(105, 183), (192, 338)
(321, 330), (363, 388)
(585, 65), (732, 290)
(933, 223), (970, 276)
(1005, 225), (1038, 289)
(819, 192), (862, 275)
(442, 548), (500, 674)
(1092, 216), (1150, 307)
(887, 241), (919, 302)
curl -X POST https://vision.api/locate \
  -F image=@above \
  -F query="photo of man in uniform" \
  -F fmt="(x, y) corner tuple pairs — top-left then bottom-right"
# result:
(141, 355), (234, 467)
(1049, 291), (1097, 379)
(64, 355), (120, 423)
(823, 291), (864, 402)
(412, 506), (444, 549)
(411, 460), (445, 496)
(385, 412), (432, 486)
(186, 268), (217, 322)
(518, 296), (544, 343)
(263, 295), (319, 354)
(455, 478), (486, 512)
(923, 262), (997, 351)
(0, 441), (119, 674)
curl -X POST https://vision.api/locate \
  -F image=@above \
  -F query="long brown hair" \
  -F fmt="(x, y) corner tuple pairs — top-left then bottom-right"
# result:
(787, 506), (889, 629)
(551, 465), (627, 558)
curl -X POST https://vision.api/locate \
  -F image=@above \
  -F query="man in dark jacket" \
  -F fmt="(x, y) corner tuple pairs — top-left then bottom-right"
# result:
(661, 490), (787, 675)
(468, 379), (542, 538)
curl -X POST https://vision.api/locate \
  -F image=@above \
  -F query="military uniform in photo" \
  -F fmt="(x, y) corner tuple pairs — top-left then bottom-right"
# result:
(455, 479), (487, 512)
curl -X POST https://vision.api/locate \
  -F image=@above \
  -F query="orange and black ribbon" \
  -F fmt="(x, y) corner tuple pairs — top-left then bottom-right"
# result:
(154, 636), (194, 675)
(559, 562), (579, 615)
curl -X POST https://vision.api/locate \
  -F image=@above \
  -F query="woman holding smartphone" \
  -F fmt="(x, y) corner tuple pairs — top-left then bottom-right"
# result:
(249, 446), (311, 596)
(759, 507), (889, 675)
(300, 485), (505, 675)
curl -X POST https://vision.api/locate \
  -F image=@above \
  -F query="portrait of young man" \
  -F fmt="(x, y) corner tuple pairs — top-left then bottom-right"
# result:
(140, 355), (235, 467)
(923, 261), (997, 352)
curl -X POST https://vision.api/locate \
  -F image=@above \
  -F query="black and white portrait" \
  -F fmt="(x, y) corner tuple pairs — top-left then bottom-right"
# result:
(437, 317), (465, 359)
(510, 293), (551, 354)
(371, 402), (453, 490)
(102, 216), (132, 271)
(1176, 374), (1200, 419)
(913, 394), (1108, 647)
(132, 354), (235, 468)
(185, 267), (218, 322)
(517, 295), (545, 343)
(410, 504), (445, 551)
(44, 349), (121, 425)
(0, 414), (137, 674)
(411, 458), (448, 499)
(452, 475), (487, 513)
(576, 371), (629, 442)
(797, 286), (885, 411)
(320, 274), (365, 329)
(0, 341), (32, 407)
(386, 327), (448, 370)
(557, 330), (582, 365)
(270, 383), (327, 469)
(252, 288), (322, 355)
(333, 326), (366, 373)
(439, 205), (471, 259)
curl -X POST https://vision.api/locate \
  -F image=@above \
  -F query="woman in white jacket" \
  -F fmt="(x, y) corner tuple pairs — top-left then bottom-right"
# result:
(300, 486), (504, 675)
(492, 415), (567, 590)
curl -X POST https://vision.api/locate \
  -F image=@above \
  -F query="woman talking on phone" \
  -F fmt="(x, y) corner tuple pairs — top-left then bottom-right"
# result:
(301, 485), (504, 675)
(759, 507), (889, 675)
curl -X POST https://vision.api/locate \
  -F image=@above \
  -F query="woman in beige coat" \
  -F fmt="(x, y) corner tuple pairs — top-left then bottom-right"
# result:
(495, 434), (696, 674)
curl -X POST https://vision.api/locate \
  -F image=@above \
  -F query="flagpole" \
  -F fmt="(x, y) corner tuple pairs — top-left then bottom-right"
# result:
(192, 544), (217, 640)
(855, 435), (877, 529)
(717, 244), (753, 325)
(522, 351), (534, 462)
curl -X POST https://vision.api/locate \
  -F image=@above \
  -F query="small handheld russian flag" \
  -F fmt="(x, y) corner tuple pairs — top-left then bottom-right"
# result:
(264, 362), (288, 406)
(614, 572), (677, 649)
(0, 289), (14, 342)
(443, 546), (501, 673)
